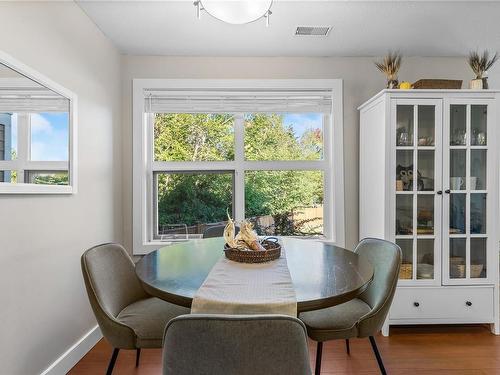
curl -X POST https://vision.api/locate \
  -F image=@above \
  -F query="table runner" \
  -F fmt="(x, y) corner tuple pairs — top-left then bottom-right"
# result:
(191, 249), (297, 317)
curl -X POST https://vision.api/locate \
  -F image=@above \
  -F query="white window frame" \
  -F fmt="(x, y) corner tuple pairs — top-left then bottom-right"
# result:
(0, 50), (77, 194)
(133, 79), (344, 255)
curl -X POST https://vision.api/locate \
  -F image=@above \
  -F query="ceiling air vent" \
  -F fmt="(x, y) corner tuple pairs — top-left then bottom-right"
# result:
(295, 26), (331, 36)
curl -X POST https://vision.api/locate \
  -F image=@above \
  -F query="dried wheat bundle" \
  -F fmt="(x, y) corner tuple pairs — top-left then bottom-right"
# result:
(374, 52), (402, 81)
(468, 50), (499, 79)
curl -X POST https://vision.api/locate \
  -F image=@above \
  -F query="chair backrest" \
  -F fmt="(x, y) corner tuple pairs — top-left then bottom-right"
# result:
(163, 314), (312, 375)
(81, 243), (148, 345)
(202, 224), (240, 239)
(355, 238), (401, 337)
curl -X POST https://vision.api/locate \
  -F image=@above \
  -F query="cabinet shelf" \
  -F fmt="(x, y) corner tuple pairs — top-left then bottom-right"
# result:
(395, 146), (415, 150)
(395, 146), (437, 150)
(417, 146), (436, 150)
(395, 190), (436, 194)
(448, 190), (488, 194)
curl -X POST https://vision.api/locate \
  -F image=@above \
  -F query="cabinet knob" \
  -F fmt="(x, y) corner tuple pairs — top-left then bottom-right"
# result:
(445, 189), (451, 194)
(466, 301), (472, 307)
(413, 302), (420, 307)
(437, 190), (443, 195)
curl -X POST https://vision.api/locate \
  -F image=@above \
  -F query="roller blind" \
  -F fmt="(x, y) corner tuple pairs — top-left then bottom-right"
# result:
(144, 90), (333, 114)
(0, 96), (69, 113)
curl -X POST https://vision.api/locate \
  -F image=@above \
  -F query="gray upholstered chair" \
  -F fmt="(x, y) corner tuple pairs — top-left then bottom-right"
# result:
(81, 243), (190, 375)
(202, 224), (239, 238)
(163, 314), (312, 375)
(300, 238), (401, 375)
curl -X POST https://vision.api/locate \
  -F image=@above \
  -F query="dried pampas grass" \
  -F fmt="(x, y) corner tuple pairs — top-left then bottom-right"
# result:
(468, 50), (499, 79)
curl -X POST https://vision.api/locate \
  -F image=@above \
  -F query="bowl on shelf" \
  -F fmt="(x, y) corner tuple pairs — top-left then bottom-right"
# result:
(417, 263), (434, 279)
(449, 263), (484, 278)
(471, 264), (484, 278)
(417, 227), (434, 235)
(450, 256), (465, 264)
(450, 257), (466, 278)
(450, 264), (465, 278)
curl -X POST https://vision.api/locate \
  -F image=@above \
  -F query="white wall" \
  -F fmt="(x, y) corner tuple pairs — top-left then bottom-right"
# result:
(122, 56), (479, 251)
(0, 2), (122, 374)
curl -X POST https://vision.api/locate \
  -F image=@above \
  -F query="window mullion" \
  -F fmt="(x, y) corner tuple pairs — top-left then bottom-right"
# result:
(322, 113), (334, 240)
(147, 112), (155, 243)
(242, 160), (327, 171)
(234, 114), (245, 221)
(152, 160), (237, 171)
(16, 113), (30, 182)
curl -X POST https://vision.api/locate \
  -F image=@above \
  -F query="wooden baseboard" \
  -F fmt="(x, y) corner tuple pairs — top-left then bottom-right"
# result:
(40, 326), (102, 375)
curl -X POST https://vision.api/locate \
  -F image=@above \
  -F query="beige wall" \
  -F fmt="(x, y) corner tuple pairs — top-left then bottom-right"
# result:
(122, 56), (480, 251)
(0, 2), (122, 374)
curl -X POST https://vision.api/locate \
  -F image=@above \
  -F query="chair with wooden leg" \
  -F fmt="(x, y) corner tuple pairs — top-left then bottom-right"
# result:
(81, 243), (190, 374)
(300, 238), (401, 375)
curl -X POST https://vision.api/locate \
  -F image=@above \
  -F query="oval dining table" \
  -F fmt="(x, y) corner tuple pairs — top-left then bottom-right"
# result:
(135, 237), (374, 313)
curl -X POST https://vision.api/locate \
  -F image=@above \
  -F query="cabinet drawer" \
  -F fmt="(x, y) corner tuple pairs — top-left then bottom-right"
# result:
(390, 287), (494, 321)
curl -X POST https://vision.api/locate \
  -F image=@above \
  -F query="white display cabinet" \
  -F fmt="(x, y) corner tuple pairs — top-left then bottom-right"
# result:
(359, 90), (500, 335)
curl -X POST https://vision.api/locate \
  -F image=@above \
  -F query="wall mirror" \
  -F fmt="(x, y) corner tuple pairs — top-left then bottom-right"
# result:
(0, 52), (76, 194)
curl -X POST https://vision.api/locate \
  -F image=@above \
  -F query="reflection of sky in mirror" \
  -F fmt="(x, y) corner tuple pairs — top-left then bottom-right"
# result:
(283, 113), (322, 138)
(30, 113), (69, 161)
(11, 112), (68, 161)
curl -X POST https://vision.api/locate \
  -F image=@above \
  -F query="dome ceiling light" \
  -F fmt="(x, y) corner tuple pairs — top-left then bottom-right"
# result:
(194, 0), (273, 26)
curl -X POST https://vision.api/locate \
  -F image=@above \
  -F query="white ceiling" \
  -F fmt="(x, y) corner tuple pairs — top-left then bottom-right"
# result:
(76, 1), (500, 57)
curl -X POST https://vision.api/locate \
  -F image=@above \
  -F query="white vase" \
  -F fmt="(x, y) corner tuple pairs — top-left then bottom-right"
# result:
(470, 78), (483, 90)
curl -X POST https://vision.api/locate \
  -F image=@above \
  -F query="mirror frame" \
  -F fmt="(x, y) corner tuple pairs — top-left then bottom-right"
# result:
(0, 50), (77, 194)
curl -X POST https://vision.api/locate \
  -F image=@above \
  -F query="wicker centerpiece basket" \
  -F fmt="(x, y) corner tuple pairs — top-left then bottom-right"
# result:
(224, 238), (281, 263)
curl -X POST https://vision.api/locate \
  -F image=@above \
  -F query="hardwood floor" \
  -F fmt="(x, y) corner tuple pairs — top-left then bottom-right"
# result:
(69, 325), (500, 374)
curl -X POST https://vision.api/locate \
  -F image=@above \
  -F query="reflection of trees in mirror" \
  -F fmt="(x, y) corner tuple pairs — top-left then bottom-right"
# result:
(32, 174), (68, 185)
(10, 150), (17, 183)
(155, 113), (324, 236)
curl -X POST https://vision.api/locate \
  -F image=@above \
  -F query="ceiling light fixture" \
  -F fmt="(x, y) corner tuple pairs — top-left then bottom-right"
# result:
(194, 0), (273, 26)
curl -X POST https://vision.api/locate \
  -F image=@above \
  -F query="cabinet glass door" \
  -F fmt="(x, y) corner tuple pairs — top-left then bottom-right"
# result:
(445, 103), (491, 283)
(394, 101), (441, 283)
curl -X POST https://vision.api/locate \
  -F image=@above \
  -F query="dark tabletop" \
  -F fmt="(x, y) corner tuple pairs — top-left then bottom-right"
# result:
(135, 237), (374, 313)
